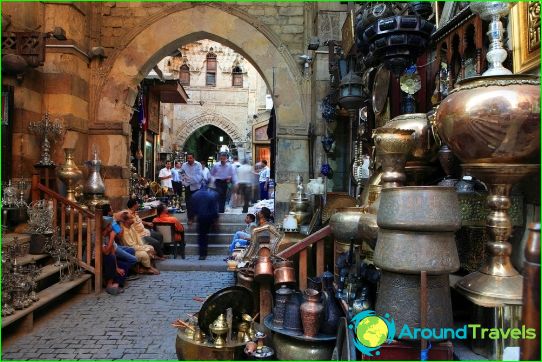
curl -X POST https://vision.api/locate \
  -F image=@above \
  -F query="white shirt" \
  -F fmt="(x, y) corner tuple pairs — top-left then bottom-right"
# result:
(237, 164), (254, 184)
(259, 166), (270, 183)
(202, 167), (210, 185)
(158, 167), (172, 189)
(180, 161), (203, 191)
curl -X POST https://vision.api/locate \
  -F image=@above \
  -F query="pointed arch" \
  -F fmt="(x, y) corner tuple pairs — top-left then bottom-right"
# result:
(174, 113), (244, 148)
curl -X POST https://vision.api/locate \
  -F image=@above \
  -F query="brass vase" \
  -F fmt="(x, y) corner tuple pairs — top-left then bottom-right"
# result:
(83, 148), (107, 208)
(434, 75), (540, 306)
(57, 148), (83, 203)
(300, 289), (324, 338)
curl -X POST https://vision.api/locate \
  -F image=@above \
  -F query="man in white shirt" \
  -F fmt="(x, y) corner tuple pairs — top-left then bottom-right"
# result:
(171, 161), (183, 197)
(211, 152), (237, 213)
(158, 161), (173, 191)
(181, 153), (203, 223)
(236, 159), (254, 213)
(200, 160), (211, 187)
(258, 160), (270, 200)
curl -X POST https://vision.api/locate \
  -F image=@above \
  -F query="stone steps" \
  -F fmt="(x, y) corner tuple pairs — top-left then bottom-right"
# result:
(2, 274), (92, 331)
(183, 222), (246, 234)
(1, 232), (93, 333)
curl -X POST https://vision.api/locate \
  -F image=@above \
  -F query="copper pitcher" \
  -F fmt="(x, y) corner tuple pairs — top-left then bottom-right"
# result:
(300, 289), (324, 337)
(254, 256), (273, 282)
(274, 260), (295, 285)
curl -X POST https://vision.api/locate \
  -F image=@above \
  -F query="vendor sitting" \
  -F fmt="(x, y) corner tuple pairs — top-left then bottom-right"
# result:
(228, 213), (257, 253)
(152, 203), (186, 259)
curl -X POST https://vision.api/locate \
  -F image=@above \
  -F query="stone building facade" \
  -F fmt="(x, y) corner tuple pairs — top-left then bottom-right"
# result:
(2, 1), (348, 215)
(157, 39), (270, 162)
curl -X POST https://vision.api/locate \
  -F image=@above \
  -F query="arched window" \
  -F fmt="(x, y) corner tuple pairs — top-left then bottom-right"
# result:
(232, 66), (243, 87)
(206, 53), (217, 86)
(179, 64), (190, 86)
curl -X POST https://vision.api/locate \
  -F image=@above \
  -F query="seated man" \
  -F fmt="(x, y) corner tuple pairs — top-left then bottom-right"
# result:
(152, 203), (186, 259)
(116, 212), (160, 275)
(228, 213), (257, 253)
(101, 216), (135, 295)
(124, 199), (165, 259)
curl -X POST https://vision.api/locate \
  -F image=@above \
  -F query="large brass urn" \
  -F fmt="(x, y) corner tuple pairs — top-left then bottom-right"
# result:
(57, 148), (83, 203)
(385, 113), (439, 184)
(434, 74), (540, 306)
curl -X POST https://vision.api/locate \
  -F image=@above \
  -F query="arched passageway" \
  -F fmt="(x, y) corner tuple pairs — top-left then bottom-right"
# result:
(183, 125), (233, 162)
(92, 3), (310, 214)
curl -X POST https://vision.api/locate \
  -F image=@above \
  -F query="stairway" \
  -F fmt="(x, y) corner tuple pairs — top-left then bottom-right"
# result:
(1, 233), (92, 333)
(173, 212), (247, 256)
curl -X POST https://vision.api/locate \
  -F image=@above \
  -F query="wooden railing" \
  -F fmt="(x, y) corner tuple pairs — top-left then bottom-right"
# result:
(31, 174), (103, 293)
(277, 225), (332, 290)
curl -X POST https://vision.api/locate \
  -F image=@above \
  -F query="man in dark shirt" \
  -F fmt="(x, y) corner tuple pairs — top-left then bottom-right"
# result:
(191, 186), (219, 260)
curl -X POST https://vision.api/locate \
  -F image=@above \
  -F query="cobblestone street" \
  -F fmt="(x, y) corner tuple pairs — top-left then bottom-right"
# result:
(2, 271), (235, 360)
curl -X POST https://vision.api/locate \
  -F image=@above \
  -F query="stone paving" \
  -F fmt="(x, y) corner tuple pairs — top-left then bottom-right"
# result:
(2, 271), (236, 360)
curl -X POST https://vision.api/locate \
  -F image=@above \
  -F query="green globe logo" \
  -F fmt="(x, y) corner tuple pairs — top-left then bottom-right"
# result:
(356, 316), (389, 347)
(350, 310), (396, 356)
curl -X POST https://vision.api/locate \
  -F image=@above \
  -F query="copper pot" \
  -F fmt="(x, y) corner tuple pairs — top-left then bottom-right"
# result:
(434, 75), (540, 164)
(274, 260), (295, 285)
(254, 256), (273, 282)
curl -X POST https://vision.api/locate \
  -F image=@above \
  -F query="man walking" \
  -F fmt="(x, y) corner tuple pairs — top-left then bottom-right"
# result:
(236, 159), (254, 213)
(181, 153), (203, 224)
(191, 186), (219, 260)
(211, 152), (236, 213)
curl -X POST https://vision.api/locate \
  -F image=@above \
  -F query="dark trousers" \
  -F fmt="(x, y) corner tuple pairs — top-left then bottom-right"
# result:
(238, 183), (251, 213)
(214, 179), (228, 213)
(197, 216), (215, 258)
(259, 182), (269, 200)
(143, 235), (164, 257)
(103, 254), (131, 287)
(185, 187), (196, 221)
(172, 181), (182, 196)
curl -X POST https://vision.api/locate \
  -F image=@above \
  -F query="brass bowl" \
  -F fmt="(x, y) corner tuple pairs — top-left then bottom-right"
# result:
(386, 113), (438, 164)
(373, 128), (415, 155)
(434, 75), (540, 164)
(377, 186), (461, 232)
(357, 212), (378, 250)
(374, 229), (460, 274)
(329, 207), (364, 243)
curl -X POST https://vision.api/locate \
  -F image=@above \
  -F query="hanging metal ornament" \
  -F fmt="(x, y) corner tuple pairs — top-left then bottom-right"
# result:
(320, 94), (337, 122)
(400, 65), (421, 113)
(321, 135), (336, 154)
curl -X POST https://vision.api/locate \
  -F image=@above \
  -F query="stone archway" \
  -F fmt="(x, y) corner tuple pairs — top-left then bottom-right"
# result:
(92, 3), (311, 215)
(175, 113), (244, 148)
(94, 4), (306, 129)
